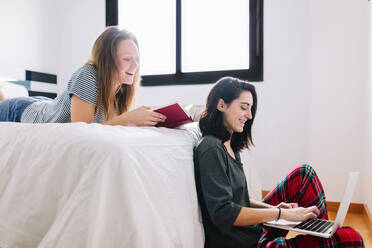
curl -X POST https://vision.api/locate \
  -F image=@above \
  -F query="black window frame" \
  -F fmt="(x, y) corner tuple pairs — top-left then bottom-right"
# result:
(106, 0), (263, 86)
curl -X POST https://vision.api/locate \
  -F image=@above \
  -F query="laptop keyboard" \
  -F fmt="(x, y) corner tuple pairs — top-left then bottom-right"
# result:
(294, 219), (334, 233)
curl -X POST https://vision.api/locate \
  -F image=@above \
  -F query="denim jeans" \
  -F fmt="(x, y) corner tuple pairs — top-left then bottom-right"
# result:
(0, 97), (43, 122)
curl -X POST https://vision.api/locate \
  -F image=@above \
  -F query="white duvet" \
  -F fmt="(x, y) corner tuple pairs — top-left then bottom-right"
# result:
(0, 122), (261, 248)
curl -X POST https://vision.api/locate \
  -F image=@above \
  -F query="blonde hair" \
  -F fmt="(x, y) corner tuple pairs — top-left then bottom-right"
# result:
(86, 26), (140, 120)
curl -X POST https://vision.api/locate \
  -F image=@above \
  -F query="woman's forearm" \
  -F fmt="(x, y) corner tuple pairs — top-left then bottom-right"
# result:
(233, 202), (320, 226)
(233, 207), (280, 226)
(103, 115), (130, 126)
(249, 198), (273, 208)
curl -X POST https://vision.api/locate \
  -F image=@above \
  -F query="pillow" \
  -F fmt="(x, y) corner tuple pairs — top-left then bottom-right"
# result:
(0, 81), (29, 98)
(193, 105), (204, 122)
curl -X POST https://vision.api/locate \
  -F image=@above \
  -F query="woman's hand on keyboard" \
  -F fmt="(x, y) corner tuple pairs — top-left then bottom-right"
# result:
(276, 202), (298, 209)
(281, 206), (320, 222)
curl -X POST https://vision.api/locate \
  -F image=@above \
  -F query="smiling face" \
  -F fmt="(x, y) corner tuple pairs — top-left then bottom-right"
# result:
(115, 39), (139, 85)
(218, 90), (254, 134)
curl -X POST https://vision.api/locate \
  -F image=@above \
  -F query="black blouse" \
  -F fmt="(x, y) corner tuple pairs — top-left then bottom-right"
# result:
(194, 135), (264, 248)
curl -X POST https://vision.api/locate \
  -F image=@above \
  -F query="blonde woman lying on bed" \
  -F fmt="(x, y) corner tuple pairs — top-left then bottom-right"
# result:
(0, 26), (166, 126)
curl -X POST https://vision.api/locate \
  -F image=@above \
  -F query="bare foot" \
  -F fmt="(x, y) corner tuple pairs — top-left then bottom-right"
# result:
(0, 89), (7, 101)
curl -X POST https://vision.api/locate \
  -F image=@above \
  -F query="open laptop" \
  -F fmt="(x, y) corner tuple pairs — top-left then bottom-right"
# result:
(264, 171), (359, 238)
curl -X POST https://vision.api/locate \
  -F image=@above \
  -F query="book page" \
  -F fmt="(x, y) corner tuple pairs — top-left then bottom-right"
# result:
(183, 104), (196, 121)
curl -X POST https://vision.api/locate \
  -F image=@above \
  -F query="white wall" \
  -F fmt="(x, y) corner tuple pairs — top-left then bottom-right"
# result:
(54, 0), (105, 93)
(1, 0), (369, 204)
(367, 2), (372, 212)
(0, 0), (58, 79)
(0, 0), (104, 89)
(309, 0), (369, 202)
(254, 0), (312, 193)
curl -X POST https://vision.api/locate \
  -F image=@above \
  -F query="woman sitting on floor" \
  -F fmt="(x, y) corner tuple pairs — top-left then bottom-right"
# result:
(193, 76), (364, 247)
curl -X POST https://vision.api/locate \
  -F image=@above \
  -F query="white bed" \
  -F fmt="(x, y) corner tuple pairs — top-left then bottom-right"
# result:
(0, 82), (262, 248)
(0, 122), (204, 248)
(0, 122), (262, 248)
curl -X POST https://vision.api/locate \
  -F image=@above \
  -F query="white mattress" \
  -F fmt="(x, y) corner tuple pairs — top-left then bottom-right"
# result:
(0, 122), (261, 248)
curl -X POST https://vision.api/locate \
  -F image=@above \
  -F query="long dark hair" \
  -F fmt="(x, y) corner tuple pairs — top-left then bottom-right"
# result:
(199, 77), (257, 152)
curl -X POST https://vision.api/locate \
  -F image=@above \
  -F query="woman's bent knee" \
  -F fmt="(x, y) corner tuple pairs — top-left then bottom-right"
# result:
(334, 226), (364, 247)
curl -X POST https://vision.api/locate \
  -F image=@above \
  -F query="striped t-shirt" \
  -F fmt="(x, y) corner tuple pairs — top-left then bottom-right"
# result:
(21, 65), (106, 123)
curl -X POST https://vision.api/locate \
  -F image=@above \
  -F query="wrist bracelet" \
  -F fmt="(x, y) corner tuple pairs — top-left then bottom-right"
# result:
(276, 207), (281, 221)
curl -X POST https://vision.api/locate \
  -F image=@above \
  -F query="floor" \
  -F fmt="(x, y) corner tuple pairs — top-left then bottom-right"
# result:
(286, 211), (372, 246)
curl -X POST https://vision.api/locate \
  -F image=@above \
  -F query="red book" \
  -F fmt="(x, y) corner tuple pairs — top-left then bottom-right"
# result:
(154, 103), (195, 128)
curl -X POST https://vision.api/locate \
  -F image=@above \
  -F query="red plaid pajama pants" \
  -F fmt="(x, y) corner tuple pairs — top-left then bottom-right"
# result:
(257, 164), (364, 248)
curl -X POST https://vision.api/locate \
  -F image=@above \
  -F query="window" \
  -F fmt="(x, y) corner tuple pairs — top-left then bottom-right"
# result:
(106, 0), (263, 86)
